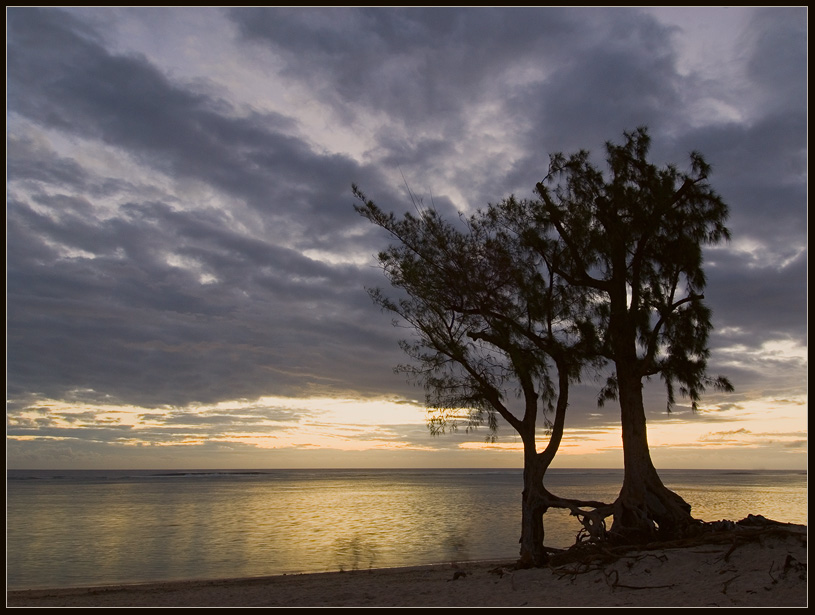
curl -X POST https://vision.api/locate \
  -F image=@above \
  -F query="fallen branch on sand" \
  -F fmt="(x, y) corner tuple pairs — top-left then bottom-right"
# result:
(603, 569), (677, 591)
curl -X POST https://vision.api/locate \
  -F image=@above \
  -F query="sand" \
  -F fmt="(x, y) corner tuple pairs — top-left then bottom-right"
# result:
(7, 524), (807, 608)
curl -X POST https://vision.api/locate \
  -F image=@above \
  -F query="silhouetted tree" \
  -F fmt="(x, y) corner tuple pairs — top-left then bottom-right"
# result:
(354, 187), (607, 566)
(492, 127), (734, 541)
(355, 126), (733, 559)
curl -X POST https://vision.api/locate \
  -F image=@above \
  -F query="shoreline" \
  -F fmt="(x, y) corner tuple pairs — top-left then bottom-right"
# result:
(7, 525), (807, 607)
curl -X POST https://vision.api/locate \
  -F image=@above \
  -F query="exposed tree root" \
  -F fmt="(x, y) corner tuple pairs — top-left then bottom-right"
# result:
(541, 515), (805, 571)
(539, 490), (615, 545)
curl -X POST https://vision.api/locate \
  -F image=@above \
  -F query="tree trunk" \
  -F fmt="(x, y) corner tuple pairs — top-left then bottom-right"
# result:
(517, 446), (549, 567)
(611, 371), (696, 542)
(516, 357), (574, 565)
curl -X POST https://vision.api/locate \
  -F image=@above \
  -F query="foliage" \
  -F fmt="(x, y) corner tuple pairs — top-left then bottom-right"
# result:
(354, 184), (593, 441)
(355, 126), (735, 549)
(490, 126), (734, 412)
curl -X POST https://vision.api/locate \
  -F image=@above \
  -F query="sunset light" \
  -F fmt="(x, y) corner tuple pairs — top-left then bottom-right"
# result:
(7, 9), (806, 606)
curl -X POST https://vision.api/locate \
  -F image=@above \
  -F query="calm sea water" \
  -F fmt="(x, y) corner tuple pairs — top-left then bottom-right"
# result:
(6, 468), (807, 590)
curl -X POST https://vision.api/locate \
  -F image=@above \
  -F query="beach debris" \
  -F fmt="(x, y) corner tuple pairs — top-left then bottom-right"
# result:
(769, 553), (807, 583)
(546, 520), (807, 578)
(736, 514), (791, 527)
(603, 569), (677, 592)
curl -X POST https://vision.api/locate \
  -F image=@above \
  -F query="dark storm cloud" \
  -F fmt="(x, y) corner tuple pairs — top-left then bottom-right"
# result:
(228, 7), (676, 209)
(743, 7), (807, 112)
(510, 18), (680, 154)
(6, 6), (807, 455)
(229, 7), (578, 124)
(669, 10), (807, 369)
(7, 8), (388, 248)
(707, 248), (806, 344)
(7, 8), (416, 410)
(6, 182), (405, 407)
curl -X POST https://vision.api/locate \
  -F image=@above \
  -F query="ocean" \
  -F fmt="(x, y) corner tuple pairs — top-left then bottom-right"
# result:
(6, 468), (807, 590)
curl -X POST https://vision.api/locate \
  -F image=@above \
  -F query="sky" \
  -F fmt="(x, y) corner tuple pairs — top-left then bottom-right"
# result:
(6, 7), (807, 471)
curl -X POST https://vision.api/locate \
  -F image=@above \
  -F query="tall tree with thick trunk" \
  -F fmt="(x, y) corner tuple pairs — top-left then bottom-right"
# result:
(498, 127), (734, 541)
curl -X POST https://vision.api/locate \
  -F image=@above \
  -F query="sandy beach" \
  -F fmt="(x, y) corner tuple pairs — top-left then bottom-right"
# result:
(7, 524), (806, 608)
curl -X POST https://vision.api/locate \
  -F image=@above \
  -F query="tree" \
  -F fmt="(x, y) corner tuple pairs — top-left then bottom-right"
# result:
(493, 127), (734, 541)
(355, 126), (733, 559)
(354, 187), (608, 566)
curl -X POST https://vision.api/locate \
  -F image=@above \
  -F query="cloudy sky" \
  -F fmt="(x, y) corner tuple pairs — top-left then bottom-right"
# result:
(7, 7), (807, 470)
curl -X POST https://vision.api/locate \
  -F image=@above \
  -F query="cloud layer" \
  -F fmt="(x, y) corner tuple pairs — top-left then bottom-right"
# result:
(7, 7), (807, 468)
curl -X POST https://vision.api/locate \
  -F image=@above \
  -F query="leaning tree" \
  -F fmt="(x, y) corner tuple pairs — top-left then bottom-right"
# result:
(354, 187), (608, 566)
(492, 127), (734, 541)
